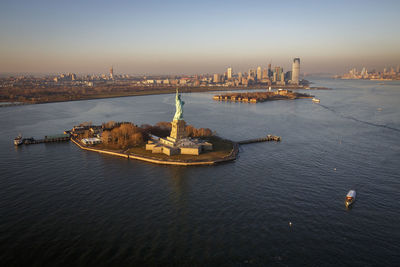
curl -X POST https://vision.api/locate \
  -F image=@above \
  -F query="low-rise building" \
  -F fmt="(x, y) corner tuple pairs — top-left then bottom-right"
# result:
(81, 137), (102, 145)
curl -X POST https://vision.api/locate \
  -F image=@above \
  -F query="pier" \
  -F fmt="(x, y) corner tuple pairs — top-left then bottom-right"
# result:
(237, 135), (281, 145)
(19, 134), (70, 145)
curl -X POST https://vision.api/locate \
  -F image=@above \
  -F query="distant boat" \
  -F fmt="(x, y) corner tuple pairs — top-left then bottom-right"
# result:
(345, 190), (356, 207)
(14, 134), (23, 146)
(312, 98), (320, 103)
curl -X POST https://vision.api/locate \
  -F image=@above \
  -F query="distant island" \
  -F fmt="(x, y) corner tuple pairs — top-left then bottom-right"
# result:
(213, 89), (313, 103)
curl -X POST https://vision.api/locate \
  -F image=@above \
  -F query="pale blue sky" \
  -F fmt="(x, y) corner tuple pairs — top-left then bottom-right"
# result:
(0, 0), (399, 74)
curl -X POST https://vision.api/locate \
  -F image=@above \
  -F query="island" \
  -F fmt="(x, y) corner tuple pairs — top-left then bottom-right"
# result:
(14, 90), (282, 165)
(69, 90), (238, 166)
(213, 89), (313, 103)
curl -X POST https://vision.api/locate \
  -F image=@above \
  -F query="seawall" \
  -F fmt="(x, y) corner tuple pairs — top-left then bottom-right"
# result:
(71, 138), (237, 166)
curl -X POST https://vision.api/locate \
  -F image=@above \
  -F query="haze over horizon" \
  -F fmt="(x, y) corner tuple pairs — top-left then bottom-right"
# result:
(1, 0), (399, 75)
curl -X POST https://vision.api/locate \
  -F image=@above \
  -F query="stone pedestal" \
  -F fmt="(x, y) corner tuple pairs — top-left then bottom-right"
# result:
(170, 119), (186, 141)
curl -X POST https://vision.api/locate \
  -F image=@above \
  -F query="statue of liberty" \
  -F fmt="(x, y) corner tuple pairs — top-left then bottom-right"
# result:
(173, 88), (184, 120)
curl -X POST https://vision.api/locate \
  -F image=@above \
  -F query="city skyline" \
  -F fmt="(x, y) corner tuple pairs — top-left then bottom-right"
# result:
(1, 0), (399, 74)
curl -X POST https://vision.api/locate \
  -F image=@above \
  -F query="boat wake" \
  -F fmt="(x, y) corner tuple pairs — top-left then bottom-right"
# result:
(318, 104), (400, 133)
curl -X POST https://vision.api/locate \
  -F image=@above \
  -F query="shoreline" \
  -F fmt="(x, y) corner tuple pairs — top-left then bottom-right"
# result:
(71, 137), (238, 166)
(0, 85), (328, 106)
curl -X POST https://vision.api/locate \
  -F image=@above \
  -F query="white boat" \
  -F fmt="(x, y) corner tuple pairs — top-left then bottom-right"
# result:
(14, 134), (23, 146)
(312, 98), (320, 103)
(345, 190), (356, 207)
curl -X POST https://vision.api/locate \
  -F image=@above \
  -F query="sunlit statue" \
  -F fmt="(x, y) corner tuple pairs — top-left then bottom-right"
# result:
(173, 88), (184, 120)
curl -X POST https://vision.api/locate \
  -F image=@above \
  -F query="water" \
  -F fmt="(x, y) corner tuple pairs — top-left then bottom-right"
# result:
(1, 78), (399, 266)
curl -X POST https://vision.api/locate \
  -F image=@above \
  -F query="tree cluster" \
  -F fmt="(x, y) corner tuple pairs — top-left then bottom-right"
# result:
(101, 122), (146, 149)
(185, 125), (213, 138)
(79, 120), (214, 150)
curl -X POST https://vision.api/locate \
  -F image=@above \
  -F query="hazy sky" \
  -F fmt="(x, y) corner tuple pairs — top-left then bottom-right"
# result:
(1, 0), (399, 75)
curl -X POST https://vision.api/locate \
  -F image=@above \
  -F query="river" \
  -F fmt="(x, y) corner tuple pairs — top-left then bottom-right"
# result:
(0, 77), (399, 266)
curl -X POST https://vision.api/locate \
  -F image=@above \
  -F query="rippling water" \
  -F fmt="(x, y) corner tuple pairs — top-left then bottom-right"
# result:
(1, 78), (399, 266)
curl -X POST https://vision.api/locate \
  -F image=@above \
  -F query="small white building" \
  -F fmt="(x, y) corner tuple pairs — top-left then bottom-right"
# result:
(81, 137), (102, 145)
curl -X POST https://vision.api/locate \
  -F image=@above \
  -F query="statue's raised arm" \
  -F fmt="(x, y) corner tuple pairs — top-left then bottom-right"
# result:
(173, 89), (185, 121)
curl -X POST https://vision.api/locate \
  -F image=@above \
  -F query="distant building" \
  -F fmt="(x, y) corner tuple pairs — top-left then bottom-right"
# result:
(248, 69), (256, 78)
(268, 63), (272, 78)
(257, 66), (262, 81)
(280, 73), (285, 85)
(227, 67), (232, 79)
(262, 68), (268, 79)
(274, 67), (283, 82)
(109, 66), (114, 79)
(291, 58), (300, 85)
(285, 71), (292, 81)
(361, 67), (368, 78)
(213, 73), (220, 83)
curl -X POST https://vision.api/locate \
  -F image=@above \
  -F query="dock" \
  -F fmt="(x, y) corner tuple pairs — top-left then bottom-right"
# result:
(19, 134), (70, 145)
(237, 135), (281, 145)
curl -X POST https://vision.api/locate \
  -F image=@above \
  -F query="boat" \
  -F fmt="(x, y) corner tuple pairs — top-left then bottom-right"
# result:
(312, 97), (320, 103)
(345, 190), (356, 207)
(14, 134), (23, 146)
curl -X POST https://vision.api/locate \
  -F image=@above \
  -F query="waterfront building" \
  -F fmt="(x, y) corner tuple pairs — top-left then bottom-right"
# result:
(291, 58), (300, 85)
(227, 67), (232, 79)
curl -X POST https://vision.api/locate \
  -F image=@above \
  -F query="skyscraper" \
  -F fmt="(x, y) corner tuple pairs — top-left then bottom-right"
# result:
(213, 74), (220, 83)
(291, 58), (300, 85)
(109, 66), (114, 79)
(268, 63), (272, 78)
(275, 67), (283, 81)
(257, 66), (262, 81)
(262, 68), (268, 79)
(227, 67), (232, 79)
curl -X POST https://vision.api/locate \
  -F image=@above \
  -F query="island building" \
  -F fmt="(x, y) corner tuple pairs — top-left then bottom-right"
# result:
(145, 90), (213, 156)
(291, 58), (300, 85)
